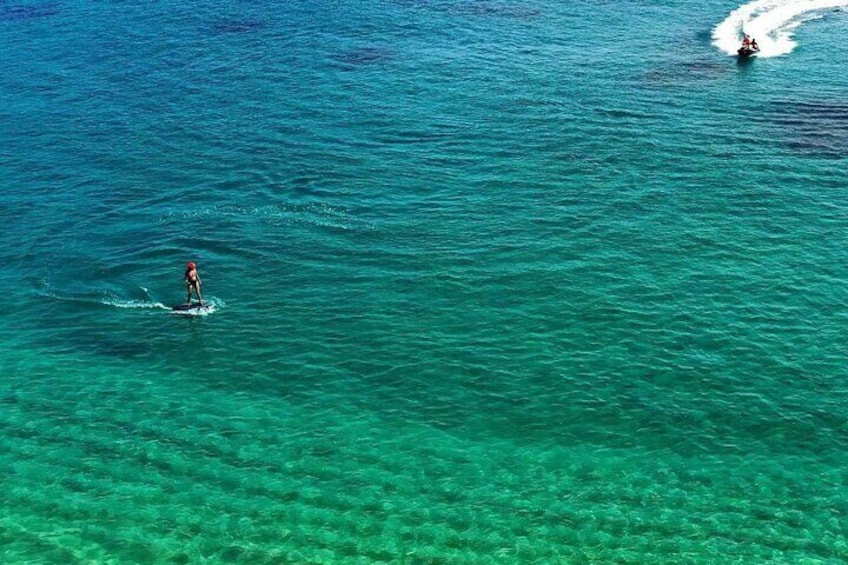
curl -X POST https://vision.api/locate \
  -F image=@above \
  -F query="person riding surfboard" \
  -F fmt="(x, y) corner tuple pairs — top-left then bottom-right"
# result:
(185, 261), (203, 306)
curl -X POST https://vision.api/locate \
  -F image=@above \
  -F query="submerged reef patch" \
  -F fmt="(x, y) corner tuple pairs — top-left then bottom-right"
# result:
(758, 100), (848, 159)
(332, 46), (394, 68)
(0, 2), (58, 23)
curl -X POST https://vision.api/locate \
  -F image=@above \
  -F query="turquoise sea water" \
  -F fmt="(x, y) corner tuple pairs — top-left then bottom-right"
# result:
(3, 0), (848, 562)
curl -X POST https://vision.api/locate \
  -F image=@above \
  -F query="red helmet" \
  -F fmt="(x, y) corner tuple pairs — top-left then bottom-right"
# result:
(187, 261), (196, 269)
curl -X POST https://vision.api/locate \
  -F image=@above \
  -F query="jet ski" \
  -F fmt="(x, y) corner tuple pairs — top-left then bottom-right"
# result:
(737, 36), (760, 58)
(737, 45), (759, 58)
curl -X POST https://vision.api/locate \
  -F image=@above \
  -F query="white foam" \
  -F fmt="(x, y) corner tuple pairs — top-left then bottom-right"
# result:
(713, 0), (848, 57)
(103, 298), (168, 310)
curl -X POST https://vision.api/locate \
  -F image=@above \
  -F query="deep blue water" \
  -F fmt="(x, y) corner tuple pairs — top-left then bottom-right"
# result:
(2, 0), (848, 562)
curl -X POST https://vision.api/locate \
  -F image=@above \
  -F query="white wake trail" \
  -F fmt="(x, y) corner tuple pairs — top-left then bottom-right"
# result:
(713, 0), (848, 57)
(103, 297), (169, 310)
